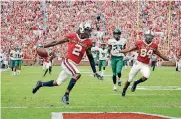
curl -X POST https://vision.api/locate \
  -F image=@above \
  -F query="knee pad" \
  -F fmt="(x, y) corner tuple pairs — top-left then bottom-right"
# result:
(103, 67), (105, 70)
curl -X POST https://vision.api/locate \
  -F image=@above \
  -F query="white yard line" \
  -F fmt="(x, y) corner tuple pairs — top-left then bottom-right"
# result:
(1, 105), (181, 109)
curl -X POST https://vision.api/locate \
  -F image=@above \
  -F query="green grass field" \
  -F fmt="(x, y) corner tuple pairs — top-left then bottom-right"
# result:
(1, 66), (181, 119)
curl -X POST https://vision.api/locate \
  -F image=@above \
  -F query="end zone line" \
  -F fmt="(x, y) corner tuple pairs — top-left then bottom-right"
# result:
(51, 112), (181, 119)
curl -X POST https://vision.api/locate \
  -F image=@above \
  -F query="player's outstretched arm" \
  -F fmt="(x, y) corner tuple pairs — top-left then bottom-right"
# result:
(86, 47), (100, 78)
(44, 37), (69, 48)
(86, 47), (97, 73)
(120, 46), (137, 54)
(154, 49), (169, 61)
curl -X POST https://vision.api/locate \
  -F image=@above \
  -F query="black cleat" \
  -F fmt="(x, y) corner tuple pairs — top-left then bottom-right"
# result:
(32, 80), (42, 94)
(118, 81), (121, 86)
(121, 89), (126, 97)
(100, 76), (104, 80)
(131, 81), (137, 92)
(62, 94), (69, 105)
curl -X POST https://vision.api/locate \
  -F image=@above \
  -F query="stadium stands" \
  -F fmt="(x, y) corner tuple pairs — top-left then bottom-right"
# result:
(1, 1), (181, 60)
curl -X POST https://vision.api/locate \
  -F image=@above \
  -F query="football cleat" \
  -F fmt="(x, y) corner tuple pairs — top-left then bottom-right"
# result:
(62, 94), (69, 105)
(113, 86), (117, 91)
(32, 80), (42, 94)
(118, 81), (121, 86)
(121, 89), (126, 97)
(100, 76), (104, 80)
(131, 81), (137, 92)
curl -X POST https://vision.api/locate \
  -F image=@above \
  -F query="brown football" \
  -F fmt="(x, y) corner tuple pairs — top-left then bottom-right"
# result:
(36, 48), (48, 58)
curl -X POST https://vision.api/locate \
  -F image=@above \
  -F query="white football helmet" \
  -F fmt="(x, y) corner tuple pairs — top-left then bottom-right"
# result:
(79, 22), (92, 33)
(144, 30), (155, 44)
(144, 30), (155, 37)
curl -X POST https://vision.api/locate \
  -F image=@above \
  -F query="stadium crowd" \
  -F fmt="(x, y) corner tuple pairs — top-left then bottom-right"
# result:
(1, 1), (181, 61)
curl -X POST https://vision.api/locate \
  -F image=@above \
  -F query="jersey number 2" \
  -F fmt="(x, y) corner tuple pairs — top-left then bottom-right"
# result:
(72, 44), (82, 56)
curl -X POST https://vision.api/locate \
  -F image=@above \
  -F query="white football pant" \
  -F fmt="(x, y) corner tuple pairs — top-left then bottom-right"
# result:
(56, 59), (80, 85)
(128, 60), (150, 82)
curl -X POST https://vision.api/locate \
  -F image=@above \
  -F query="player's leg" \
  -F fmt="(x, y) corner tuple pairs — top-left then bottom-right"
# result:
(43, 62), (49, 77)
(111, 58), (117, 91)
(131, 63), (150, 92)
(13, 60), (18, 76)
(61, 59), (81, 104)
(42, 61), (46, 71)
(32, 70), (70, 94)
(101, 60), (106, 79)
(18, 60), (22, 74)
(122, 61), (140, 97)
(16, 60), (21, 75)
(116, 59), (124, 86)
(98, 60), (102, 74)
(48, 62), (52, 74)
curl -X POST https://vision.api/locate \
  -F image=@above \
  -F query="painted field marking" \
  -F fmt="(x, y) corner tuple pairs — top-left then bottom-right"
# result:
(2, 105), (181, 109)
(51, 112), (181, 119)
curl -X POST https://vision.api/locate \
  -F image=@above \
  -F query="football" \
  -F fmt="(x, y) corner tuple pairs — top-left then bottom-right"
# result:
(36, 48), (48, 58)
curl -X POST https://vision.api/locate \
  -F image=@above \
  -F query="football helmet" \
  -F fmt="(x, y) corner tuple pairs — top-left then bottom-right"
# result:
(144, 30), (155, 44)
(113, 28), (121, 35)
(79, 22), (92, 34)
(113, 28), (121, 41)
(101, 42), (106, 49)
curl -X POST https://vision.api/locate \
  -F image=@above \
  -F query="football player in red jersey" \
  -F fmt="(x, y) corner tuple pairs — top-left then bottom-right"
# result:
(43, 52), (55, 77)
(32, 22), (100, 104)
(119, 30), (170, 97)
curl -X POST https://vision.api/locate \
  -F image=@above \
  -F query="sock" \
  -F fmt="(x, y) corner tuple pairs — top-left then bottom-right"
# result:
(17, 70), (20, 74)
(135, 77), (147, 85)
(49, 67), (52, 74)
(11, 67), (13, 71)
(153, 66), (155, 71)
(43, 69), (48, 76)
(113, 84), (117, 89)
(113, 75), (116, 84)
(66, 78), (77, 94)
(101, 70), (105, 77)
(123, 81), (130, 91)
(42, 80), (54, 87)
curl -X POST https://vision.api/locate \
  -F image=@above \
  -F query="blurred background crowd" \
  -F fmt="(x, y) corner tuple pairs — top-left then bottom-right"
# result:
(1, 1), (181, 61)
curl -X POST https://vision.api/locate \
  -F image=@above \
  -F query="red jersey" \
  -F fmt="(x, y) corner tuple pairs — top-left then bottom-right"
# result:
(66, 33), (92, 64)
(136, 40), (158, 64)
(44, 55), (54, 63)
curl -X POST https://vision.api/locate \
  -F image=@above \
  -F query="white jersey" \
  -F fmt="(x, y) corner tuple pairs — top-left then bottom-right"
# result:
(91, 46), (99, 58)
(108, 38), (127, 57)
(10, 50), (16, 60)
(17, 51), (23, 60)
(10, 50), (21, 60)
(98, 48), (108, 60)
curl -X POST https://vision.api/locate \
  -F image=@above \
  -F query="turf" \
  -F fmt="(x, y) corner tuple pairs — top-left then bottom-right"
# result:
(1, 66), (181, 119)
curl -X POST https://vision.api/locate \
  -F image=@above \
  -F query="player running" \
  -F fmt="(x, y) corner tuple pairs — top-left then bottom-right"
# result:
(108, 29), (127, 91)
(120, 30), (170, 97)
(97, 42), (109, 80)
(43, 52), (55, 77)
(32, 22), (100, 104)
(91, 41), (99, 66)
(16, 47), (23, 75)
(10, 47), (19, 76)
